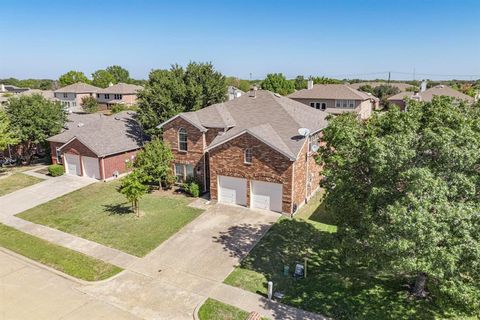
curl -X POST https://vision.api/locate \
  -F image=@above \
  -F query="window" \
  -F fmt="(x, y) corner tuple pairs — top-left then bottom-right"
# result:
(310, 102), (315, 108)
(178, 128), (187, 151)
(244, 148), (252, 164)
(114, 94), (122, 100)
(321, 102), (326, 110)
(63, 93), (68, 98)
(97, 94), (101, 98)
(335, 100), (355, 108)
(56, 148), (62, 164)
(105, 94), (110, 99)
(315, 102), (321, 109)
(174, 163), (193, 183)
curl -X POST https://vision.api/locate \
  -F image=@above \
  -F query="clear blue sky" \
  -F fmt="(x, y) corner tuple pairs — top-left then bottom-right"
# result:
(1, 0), (479, 81)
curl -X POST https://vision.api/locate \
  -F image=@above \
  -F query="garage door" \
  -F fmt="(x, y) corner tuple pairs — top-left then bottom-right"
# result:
(64, 154), (81, 176)
(251, 180), (283, 212)
(82, 156), (100, 179)
(218, 176), (247, 206)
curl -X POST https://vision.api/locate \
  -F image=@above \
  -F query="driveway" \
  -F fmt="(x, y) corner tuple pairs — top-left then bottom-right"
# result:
(79, 204), (280, 320)
(0, 250), (138, 320)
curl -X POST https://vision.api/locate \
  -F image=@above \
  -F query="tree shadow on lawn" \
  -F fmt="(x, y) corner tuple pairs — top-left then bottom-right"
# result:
(103, 203), (133, 216)
(225, 218), (444, 320)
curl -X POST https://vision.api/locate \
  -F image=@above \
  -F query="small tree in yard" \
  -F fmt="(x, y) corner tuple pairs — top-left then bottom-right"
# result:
(133, 138), (174, 189)
(118, 170), (148, 217)
(319, 97), (480, 314)
(81, 96), (99, 113)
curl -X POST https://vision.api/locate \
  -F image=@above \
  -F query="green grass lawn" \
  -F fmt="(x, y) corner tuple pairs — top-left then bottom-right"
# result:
(0, 223), (121, 281)
(224, 192), (455, 320)
(0, 173), (43, 196)
(17, 181), (203, 257)
(198, 299), (249, 320)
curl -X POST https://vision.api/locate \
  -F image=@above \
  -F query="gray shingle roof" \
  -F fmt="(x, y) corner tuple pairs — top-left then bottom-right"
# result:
(54, 82), (100, 93)
(288, 84), (375, 100)
(96, 83), (143, 94)
(160, 90), (329, 160)
(47, 111), (143, 157)
(388, 85), (474, 103)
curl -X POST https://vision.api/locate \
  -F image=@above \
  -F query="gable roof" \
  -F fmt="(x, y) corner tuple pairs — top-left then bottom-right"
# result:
(288, 84), (376, 100)
(54, 82), (100, 94)
(160, 90), (329, 160)
(97, 83), (143, 94)
(47, 111), (143, 157)
(387, 85), (474, 103)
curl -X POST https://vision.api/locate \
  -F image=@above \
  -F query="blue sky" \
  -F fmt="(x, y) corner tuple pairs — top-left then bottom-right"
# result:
(1, 0), (479, 80)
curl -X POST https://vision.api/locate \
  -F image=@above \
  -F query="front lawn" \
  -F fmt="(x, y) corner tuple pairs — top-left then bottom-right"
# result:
(198, 299), (249, 320)
(0, 173), (43, 196)
(224, 194), (452, 320)
(0, 223), (121, 281)
(17, 181), (203, 257)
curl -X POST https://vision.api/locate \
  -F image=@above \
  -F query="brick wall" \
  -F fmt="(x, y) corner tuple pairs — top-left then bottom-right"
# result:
(61, 139), (97, 158)
(102, 149), (139, 179)
(208, 132), (294, 213)
(49, 141), (64, 164)
(162, 117), (206, 187)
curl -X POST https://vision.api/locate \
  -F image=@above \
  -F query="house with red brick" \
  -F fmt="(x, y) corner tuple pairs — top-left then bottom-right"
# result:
(159, 89), (329, 214)
(96, 83), (143, 108)
(47, 111), (143, 180)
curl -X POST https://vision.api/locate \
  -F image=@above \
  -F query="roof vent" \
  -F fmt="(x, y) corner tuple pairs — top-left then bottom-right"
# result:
(114, 116), (121, 120)
(307, 80), (314, 90)
(298, 127), (310, 137)
(249, 86), (258, 98)
(77, 122), (84, 127)
(274, 93), (281, 98)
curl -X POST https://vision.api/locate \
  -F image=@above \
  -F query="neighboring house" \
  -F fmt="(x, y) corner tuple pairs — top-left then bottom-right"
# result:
(159, 89), (329, 214)
(227, 86), (244, 100)
(18, 89), (56, 101)
(54, 82), (100, 113)
(0, 84), (30, 94)
(349, 81), (415, 92)
(387, 84), (475, 110)
(47, 111), (143, 181)
(288, 81), (378, 119)
(96, 83), (143, 108)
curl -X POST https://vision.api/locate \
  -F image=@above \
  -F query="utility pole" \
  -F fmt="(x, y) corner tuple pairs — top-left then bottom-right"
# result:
(388, 71), (391, 84)
(249, 72), (252, 82)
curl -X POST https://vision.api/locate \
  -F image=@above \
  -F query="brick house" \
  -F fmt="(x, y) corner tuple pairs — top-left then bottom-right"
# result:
(54, 82), (100, 113)
(288, 81), (378, 119)
(96, 83), (143, 108)
(47, 112), (143, 180)
(159, 89), (329, 214)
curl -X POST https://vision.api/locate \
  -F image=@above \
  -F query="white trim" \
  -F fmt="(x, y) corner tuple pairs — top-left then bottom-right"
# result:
(206, 130), (296, 161)
(156, 114), (207, 132)
(244, 148), (252, 164)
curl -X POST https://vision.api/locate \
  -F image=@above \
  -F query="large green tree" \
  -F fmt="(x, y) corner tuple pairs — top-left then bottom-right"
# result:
(91, 69), (116, 88)
(261, 73), (295, 96)
(133, 138), (174, 188)
(137, 62), (226, 136)
(319, 97), (480, 313)
(0, 111), (18, 150)
(106, 65), (130, 83)
(81, 96), (99, 113)
(58, 71), (89, 87)
(6, 94), (67, 162)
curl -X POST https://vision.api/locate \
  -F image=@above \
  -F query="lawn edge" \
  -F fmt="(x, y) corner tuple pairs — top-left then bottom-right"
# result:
(0, 247), (125, 285)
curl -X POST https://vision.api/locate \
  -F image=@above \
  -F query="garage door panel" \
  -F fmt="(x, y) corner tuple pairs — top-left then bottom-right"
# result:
(83, 156), (100, 179)
(251, 180), (283, 212)
(64, 154), (81, 176)
(218, 176), (247, 206)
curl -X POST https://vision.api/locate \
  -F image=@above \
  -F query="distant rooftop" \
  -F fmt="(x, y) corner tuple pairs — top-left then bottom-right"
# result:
(289, 84), (377, 100)
(54, 82), (100, 94)
(97, 83), (143, 94)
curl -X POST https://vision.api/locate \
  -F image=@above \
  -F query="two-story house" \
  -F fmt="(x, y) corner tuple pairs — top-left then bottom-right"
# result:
(96, 83), (143, 108)
(288, 81), (378, 119)
(159, 89), (329, 214)
(54, 82), (100, 113)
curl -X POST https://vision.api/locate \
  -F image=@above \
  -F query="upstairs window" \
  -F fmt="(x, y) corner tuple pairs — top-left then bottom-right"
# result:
(178, 128), (188, 151)
(244, 148), (252, 164)
(105, 94), (110, 99)
(114, 94), (122, 100)
(63, 93), (68, 98)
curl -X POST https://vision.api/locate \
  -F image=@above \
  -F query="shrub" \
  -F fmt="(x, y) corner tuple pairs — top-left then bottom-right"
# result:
(81, 96), (99, 113)
(111, 104), (126, 114)
(182, 179), (201, 197)
(48, 164), (64, 177)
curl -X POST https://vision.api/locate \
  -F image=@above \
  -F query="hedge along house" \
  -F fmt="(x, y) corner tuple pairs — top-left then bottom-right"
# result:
(47, 111), (144, 180)
(159, 89), (329, 214)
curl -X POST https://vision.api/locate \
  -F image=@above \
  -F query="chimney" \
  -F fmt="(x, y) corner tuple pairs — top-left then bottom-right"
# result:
(0, 84), (5, 92)
(108, 82), (114, 87)
(249, 85), (258, 98)
(420, 80), (427, 93)
(307, 80), (314, 90)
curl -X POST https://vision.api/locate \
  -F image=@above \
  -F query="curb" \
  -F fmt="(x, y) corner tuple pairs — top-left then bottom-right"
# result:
(192, 297), (207, 320)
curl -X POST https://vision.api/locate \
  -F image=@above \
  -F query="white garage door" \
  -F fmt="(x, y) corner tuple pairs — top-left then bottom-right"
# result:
(218, 176), (247, 206)
(82, 156), (100, 179)
(64, 154), (81, 176)
(251, 180), (283, 212)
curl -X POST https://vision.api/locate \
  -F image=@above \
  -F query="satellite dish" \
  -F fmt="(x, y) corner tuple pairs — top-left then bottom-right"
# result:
(311, 144), (319, 153)
(298, 127), (310, 137)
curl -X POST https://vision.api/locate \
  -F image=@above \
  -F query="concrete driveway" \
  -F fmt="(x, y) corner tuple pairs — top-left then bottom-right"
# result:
(79, 204), (280, 320)
(0, 250), (138, 320)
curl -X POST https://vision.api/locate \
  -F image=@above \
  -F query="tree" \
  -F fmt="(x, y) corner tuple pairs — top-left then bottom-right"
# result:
(6, 94), (67, 162)
(81, 96), (99, 113)
(0, 111), (18, 150)
(261, 73), (295, 96)
(137, 62), (227, 136)
(318, 97), (480, 313)
(106, 65), (130, 83)
(293, 75), (307, 90)
(372, 84), (400, 99)
(358, 84), (374, 94)
(225, 77), (251, 92)
(118, 170), (148, 217)
(311, 76), (341, 84)
(59, 71), (89, 87)
(91, 69), (116, 88)
(133, 138), (174, 189)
